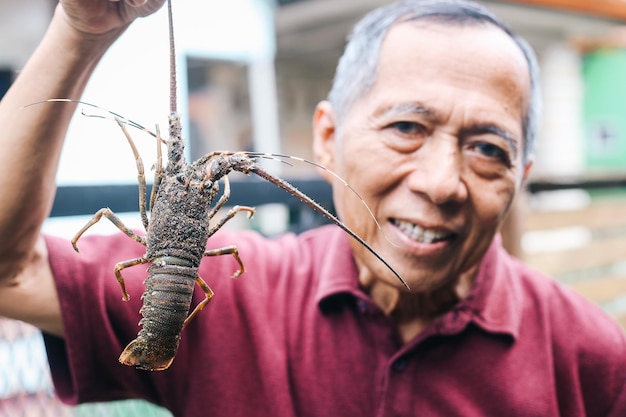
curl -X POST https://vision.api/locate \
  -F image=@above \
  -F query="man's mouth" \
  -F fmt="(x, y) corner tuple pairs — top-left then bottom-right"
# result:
(391, 219), (455, 244)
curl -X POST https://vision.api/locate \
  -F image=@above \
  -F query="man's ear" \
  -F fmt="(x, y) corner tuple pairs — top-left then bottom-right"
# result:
(515, 156), (533, 190)
(522, 158), (534, 182)
(312, 100), (338, 182)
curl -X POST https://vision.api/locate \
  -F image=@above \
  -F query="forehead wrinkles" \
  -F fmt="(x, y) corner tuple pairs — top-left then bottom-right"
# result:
(373, 24), (528, 94)
(376, 24), (527, 125)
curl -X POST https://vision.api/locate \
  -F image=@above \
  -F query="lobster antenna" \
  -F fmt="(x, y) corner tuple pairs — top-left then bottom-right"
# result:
(243, 151), (400, 250)
(249, 163), (409, 289)
(167, 0), (177, 114)
(21, 99), (163, 142)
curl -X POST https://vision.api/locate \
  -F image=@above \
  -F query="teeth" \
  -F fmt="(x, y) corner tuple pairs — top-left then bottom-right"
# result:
(393, 219), (451, 243)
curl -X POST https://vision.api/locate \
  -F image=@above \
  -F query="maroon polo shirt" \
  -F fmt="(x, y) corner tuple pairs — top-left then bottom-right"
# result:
(43, 225), (626, 416)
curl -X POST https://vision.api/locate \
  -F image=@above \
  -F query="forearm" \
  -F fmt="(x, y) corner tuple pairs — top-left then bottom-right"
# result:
(0, 6), (124, 281)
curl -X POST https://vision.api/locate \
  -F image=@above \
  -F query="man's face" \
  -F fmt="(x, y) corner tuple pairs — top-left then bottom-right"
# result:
(313, 22), (532, 293)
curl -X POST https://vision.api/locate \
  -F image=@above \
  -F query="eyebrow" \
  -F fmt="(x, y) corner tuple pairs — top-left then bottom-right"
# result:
(379, 103), (432, 118)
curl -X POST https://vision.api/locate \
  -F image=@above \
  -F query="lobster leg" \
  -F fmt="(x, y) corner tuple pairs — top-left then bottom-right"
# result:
(205, 176), (231, 220)
(182, 276), (215, 329)
(208, 205), (255, 235)
(114, 256), (150, 301)
(204, 205), (255, 278)
(114, 118), (150, 231)
(150, 124), (164, 212)
(71, 207), (147, 252)
(203, 245), (247, 279)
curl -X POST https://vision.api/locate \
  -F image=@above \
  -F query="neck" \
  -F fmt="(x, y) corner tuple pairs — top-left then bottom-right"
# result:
(361, 270), (476, 343)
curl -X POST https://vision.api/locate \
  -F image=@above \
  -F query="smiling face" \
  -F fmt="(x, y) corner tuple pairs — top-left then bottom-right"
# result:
(314, 22), (532, 295)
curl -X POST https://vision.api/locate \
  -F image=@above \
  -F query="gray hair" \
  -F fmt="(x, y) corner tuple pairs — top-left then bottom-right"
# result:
(327, 0), (541, 163)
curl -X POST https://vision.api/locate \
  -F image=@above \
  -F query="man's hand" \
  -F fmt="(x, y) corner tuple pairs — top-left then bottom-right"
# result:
(58, 0), (165, 38)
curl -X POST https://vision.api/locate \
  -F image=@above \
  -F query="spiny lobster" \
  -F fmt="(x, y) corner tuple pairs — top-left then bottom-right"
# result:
(69, 0), (407, 371)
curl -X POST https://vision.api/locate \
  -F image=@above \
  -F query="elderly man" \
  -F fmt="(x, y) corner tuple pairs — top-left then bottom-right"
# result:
(0, 0), (624, 416)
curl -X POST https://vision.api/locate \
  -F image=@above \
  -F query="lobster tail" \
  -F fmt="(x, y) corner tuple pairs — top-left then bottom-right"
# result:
(121, 262), (197, 370)
(119, 337), (177, 371)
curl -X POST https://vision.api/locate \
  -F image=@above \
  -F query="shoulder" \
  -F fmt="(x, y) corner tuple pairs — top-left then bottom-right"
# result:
(504, 251), (626, 403)
(502, 251), (625, 347)
(510, 253), (624, 344)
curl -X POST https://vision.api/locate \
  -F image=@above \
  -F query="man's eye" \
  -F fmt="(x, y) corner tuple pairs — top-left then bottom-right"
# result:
(390, 121), (424, 135)
(473, 143), (510, 165)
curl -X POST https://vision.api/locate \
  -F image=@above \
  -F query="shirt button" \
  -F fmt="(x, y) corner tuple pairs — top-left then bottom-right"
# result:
(356, 299), (369, 315)
(392, 358), (408, 372)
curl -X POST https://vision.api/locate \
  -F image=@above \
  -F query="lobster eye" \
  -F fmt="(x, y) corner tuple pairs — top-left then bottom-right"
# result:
(211, 157), (228, 175)
(176, 173), (186, 184)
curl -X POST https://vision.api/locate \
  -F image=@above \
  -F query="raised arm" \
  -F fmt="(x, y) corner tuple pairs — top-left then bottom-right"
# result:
(0, 0), (164, 337)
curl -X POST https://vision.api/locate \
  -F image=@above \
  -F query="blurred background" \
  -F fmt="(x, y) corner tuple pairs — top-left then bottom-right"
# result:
(2, 0), (626, 415)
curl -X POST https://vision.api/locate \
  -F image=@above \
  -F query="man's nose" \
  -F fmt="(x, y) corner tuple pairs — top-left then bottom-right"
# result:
(406, 137), (468, 205)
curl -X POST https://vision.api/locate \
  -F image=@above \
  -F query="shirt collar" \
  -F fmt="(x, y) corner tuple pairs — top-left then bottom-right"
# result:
(315, 227), (523, 340)
(314, 226), (361, 309)
(433, 236), (522, 340)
